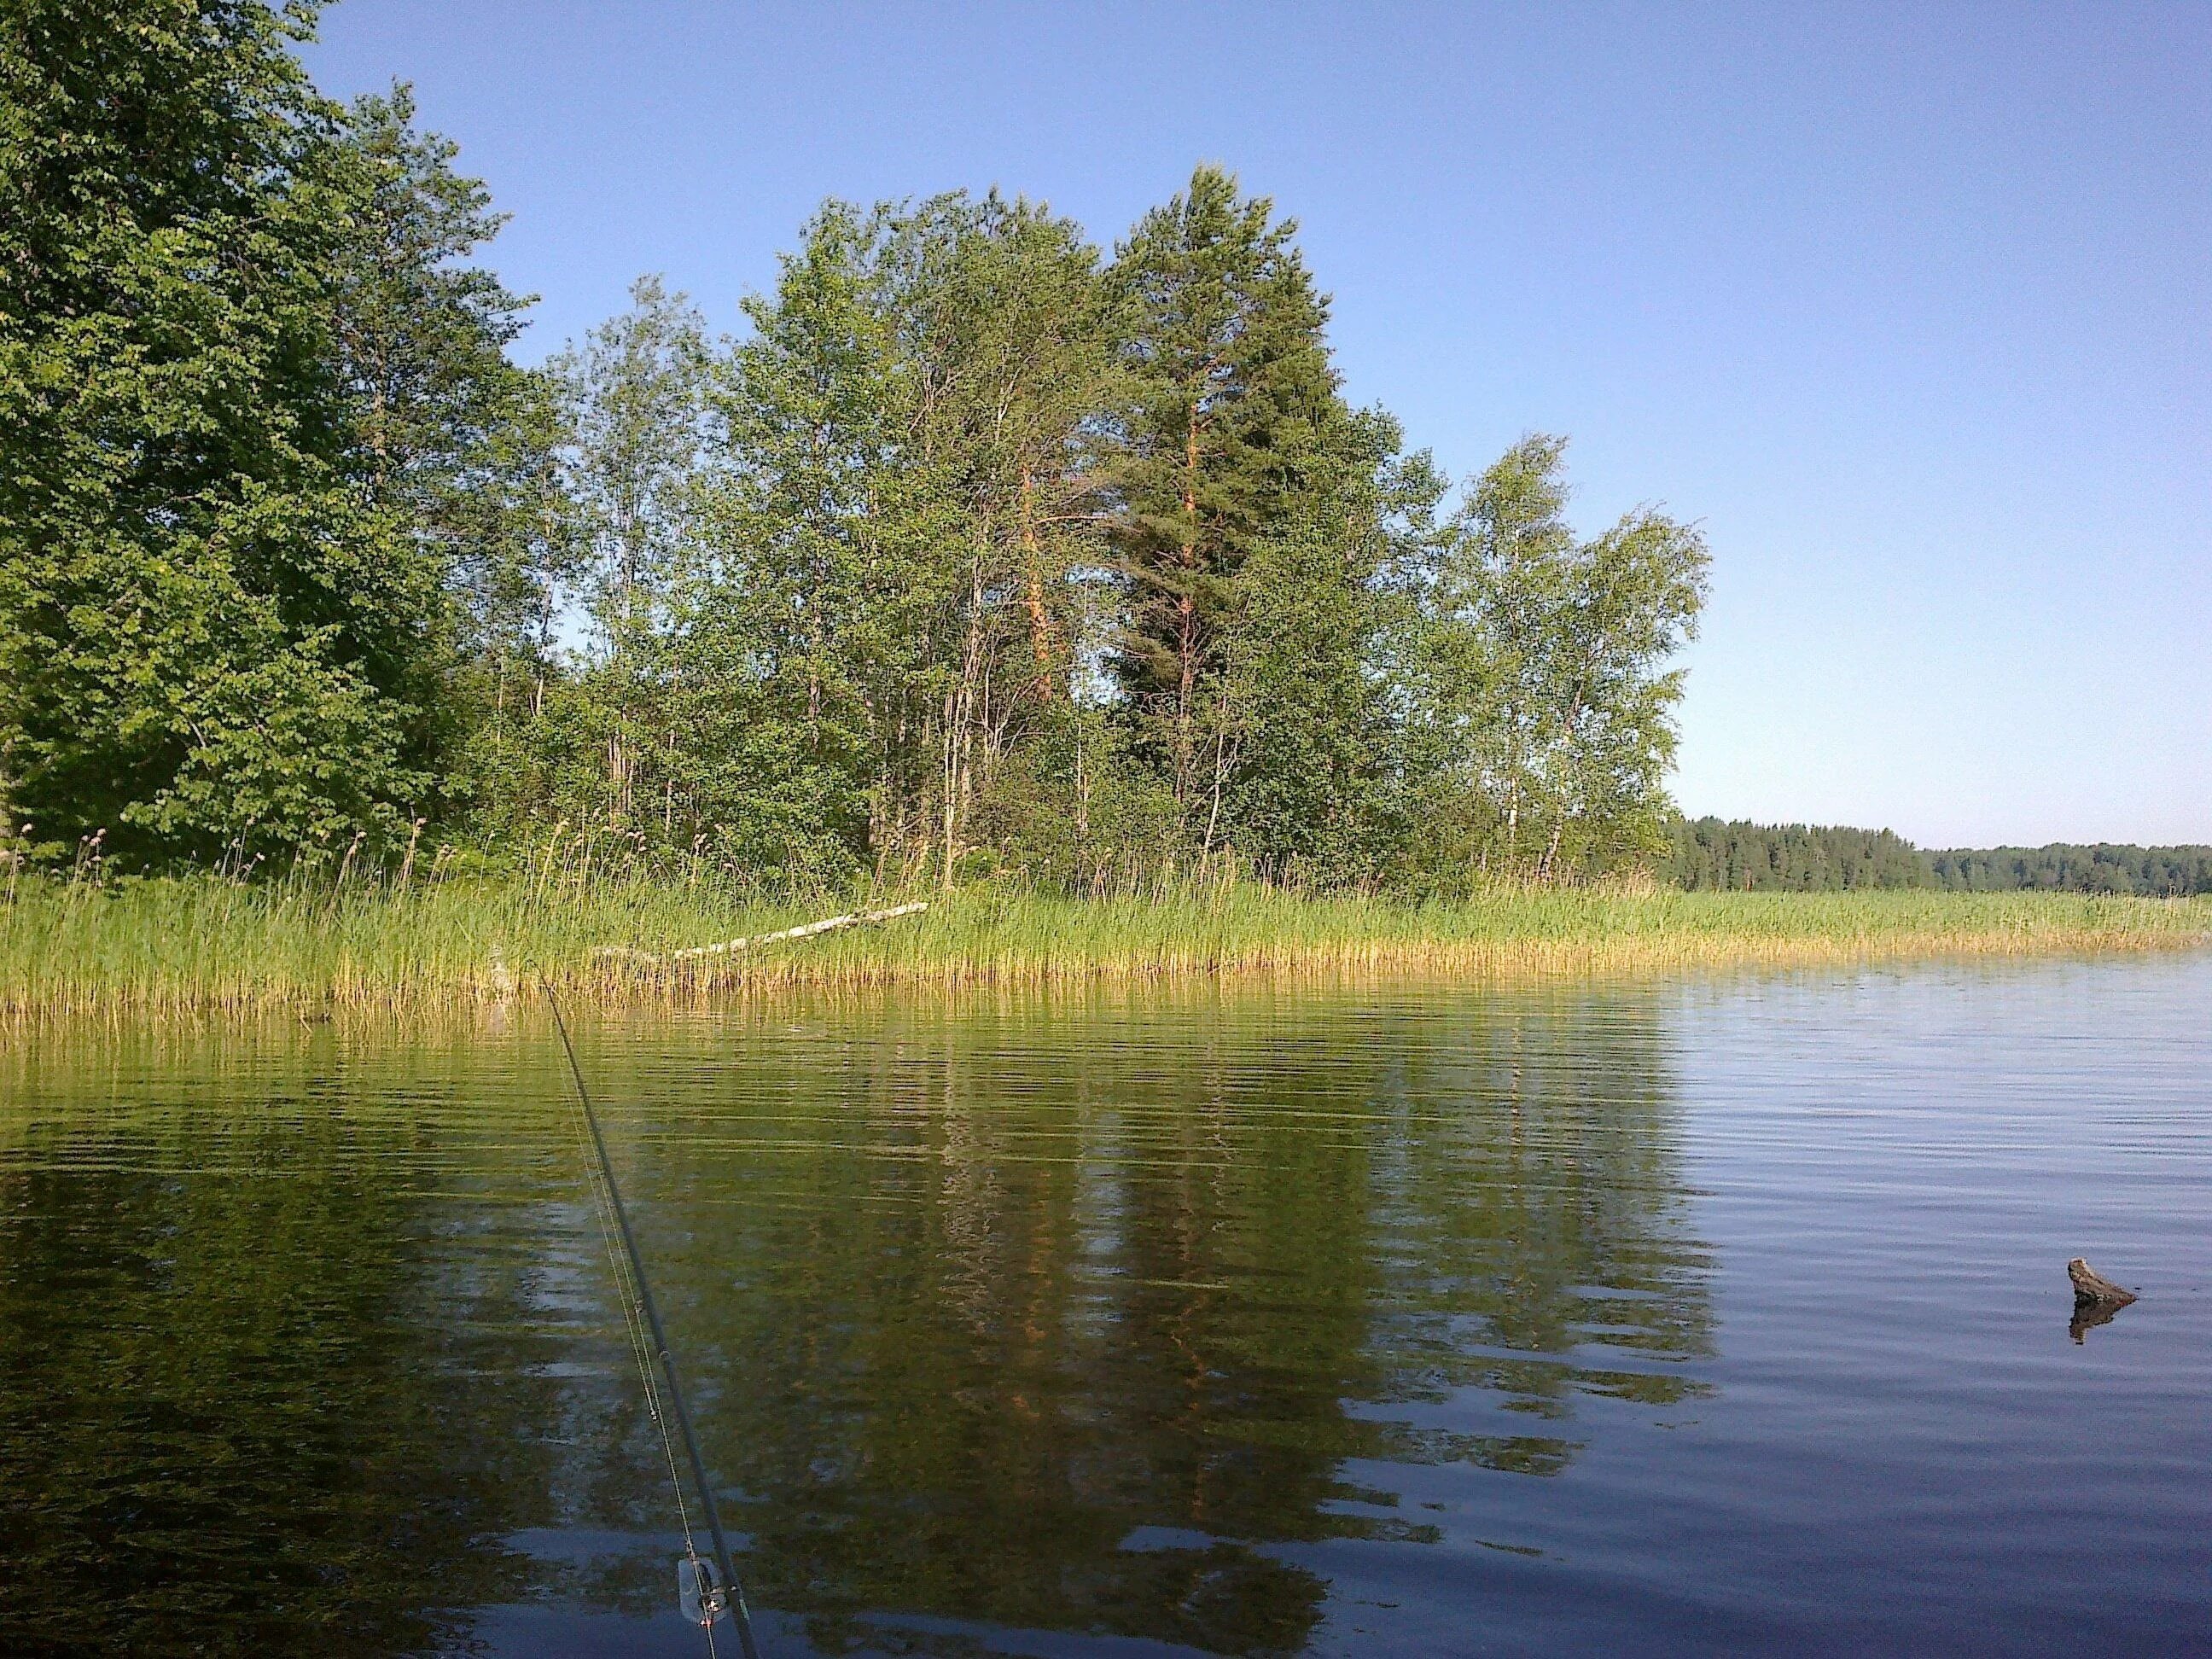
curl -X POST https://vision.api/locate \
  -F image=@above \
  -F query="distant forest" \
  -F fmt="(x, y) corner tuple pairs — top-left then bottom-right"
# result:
(1669, 818), (2212, 897)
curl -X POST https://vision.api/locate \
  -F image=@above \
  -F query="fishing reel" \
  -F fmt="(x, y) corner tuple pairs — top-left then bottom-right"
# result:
(678, 1553), (730, 1627)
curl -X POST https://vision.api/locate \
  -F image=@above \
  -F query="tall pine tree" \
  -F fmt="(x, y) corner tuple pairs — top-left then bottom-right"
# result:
(1107, 166), (1342, 819)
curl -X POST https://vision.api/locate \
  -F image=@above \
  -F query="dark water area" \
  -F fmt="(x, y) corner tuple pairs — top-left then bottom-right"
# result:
(3, 958), (2208, 1656)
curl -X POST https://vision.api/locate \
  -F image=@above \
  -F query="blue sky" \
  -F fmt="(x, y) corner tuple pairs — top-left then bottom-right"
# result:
(305, 2), (2210, 847)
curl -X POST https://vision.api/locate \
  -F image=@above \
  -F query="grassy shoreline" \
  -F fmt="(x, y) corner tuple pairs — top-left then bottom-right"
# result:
(4, 877), (2208, 1018)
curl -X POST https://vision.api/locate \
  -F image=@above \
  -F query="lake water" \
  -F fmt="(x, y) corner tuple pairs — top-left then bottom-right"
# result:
(3, 956), (2209, 1656)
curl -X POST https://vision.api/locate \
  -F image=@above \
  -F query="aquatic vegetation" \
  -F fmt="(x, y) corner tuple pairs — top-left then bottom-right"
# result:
(3, 874), (2204, 1018)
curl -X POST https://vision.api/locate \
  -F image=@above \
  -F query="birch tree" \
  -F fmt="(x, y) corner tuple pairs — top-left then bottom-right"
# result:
(1420, 436), (1708, 879)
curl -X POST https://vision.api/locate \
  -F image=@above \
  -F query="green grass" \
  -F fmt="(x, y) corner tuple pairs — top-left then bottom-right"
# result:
(4, 875), (2207, 1018)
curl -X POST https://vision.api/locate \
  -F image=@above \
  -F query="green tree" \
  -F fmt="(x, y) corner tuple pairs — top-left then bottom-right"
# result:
(438, 366), (579, 835)
(682, 205), (937, 881)
(680, 194), (1126, 890)
(328, 87), (533, 550)
(0, 4), (524, 866)
(1924, 841), (2212, 896)
(1416, 436), (1708, 880)
(1668, 818), (1931, 891)
(552, 275), (709, 655)
(536, 276), (711, 834)
(1106, 166), (1343, 821)
(885, 191), (1122, 887)
(1212, 410), (1447, 882)
(324, 83), (573, 839)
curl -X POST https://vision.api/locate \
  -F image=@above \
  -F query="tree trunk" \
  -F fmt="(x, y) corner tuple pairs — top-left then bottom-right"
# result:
(1073, 739), (1091, 870)
(1202, 727), (1237, 859)
(596, 902), (929, 963)
(1020, 467), (1055, 700)
(1174, 416), (1202, 807)
(941, 550), (987, 895)
(1539, 818), (1565, 882)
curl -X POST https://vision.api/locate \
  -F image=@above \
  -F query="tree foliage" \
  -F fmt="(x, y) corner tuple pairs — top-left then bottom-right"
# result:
(2, 9), (1714, 889)
(1668, 818), (1931, 892)
(1404, 437), (1709, 883)
(1925, 843), (2212, 897)
(1107, 168), (1342, 815)
(1665, 820), (2212, 895)
(0, 3), (533, 864)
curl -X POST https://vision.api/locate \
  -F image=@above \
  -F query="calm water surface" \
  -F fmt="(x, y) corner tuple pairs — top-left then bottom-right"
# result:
(3, 957), (2208, 1656)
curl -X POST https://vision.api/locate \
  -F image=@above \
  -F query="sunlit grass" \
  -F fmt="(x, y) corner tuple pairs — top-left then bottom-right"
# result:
(3, 875), (2205, 1018)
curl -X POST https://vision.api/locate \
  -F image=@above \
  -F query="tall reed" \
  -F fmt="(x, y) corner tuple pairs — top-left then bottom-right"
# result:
(3, 870), (2205, 1019)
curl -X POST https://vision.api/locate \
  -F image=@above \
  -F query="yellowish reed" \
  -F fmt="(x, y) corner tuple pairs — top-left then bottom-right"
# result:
(3, 876), (2205, 1019)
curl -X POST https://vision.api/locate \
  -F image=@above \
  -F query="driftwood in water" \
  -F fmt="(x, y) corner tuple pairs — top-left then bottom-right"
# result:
(594, 901), (928, 966)
(2067, 1259), (2138, 1345)
(2068, 1258), (2137, 1307)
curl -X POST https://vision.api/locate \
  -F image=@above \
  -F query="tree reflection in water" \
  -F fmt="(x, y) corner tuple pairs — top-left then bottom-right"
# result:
(0, 983), (1712, 1656)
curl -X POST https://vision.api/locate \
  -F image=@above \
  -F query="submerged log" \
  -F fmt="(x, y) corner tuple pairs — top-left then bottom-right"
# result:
(593, 901), (928, 966)
(2068, 1257), (2137, 1307)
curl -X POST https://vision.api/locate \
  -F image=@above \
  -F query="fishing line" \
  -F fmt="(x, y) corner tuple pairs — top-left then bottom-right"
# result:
(545, 984), (763, 1659)
(562, 1062), (710, 1648)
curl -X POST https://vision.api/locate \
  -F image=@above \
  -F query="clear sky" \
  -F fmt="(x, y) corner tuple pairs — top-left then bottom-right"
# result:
(303, 1), (2211, 848)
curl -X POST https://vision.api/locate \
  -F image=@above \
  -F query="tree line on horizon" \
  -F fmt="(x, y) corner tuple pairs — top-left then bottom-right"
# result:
(1670, 818), (2212, 897)
(0, 1), (1720, 898)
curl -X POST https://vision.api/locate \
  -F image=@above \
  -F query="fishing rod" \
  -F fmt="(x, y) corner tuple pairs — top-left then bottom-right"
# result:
(544, 984), (763, 1659)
